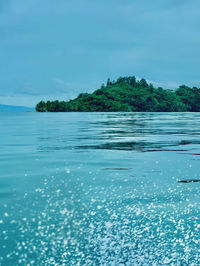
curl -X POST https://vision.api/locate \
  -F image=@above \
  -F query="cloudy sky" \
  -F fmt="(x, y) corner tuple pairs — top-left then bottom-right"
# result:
(1, 0), (200, 106)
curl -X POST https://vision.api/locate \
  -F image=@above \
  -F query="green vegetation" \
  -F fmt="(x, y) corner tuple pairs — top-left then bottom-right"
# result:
(36, 76), (200, 112)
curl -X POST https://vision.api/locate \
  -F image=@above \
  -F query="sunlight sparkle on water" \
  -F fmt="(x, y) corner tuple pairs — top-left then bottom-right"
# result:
(0, 112), (200, 264)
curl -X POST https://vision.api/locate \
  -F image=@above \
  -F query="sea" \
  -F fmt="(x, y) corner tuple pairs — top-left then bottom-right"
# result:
(0, 112), (200, 265)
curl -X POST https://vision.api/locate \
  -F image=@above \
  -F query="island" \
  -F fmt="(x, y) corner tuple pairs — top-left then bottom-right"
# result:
(36, 76), (200, 112)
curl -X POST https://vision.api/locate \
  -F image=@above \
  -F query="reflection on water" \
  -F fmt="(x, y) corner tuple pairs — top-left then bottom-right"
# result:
(0, 112), (200, 265)
(76, 140), (191, 152)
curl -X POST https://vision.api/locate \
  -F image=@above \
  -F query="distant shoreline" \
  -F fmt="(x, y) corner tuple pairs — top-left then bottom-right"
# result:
(0, 104), (34, 113)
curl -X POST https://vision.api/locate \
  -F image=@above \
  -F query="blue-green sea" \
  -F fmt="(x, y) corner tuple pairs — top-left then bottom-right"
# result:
(0, 112), (200, 265)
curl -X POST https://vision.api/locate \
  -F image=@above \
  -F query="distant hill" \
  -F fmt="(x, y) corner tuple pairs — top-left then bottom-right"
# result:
(35, 76), (200, 112)
(0, 104), (34, 112)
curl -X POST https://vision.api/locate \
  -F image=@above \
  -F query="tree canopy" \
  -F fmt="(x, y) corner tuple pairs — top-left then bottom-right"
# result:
(36, 76), (200, 112)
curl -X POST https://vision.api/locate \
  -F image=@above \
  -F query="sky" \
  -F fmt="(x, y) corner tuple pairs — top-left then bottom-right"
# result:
(1, 0), (200, 107)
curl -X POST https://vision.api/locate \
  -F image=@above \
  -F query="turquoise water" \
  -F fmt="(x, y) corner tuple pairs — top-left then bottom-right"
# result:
(0, 112), (200, 265)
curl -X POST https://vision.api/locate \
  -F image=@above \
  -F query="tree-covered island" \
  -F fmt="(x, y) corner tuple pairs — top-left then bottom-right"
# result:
(36, 76), (200, 112)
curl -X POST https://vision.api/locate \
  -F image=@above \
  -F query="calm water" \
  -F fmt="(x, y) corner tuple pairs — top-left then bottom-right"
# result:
(0, 112), (200, 265)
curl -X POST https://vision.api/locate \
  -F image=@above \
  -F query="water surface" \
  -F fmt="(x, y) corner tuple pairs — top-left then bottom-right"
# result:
(0, 112), (200, 265)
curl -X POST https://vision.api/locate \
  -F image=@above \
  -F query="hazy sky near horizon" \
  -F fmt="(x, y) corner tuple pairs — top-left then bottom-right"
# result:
(1, 0), (200, 106)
